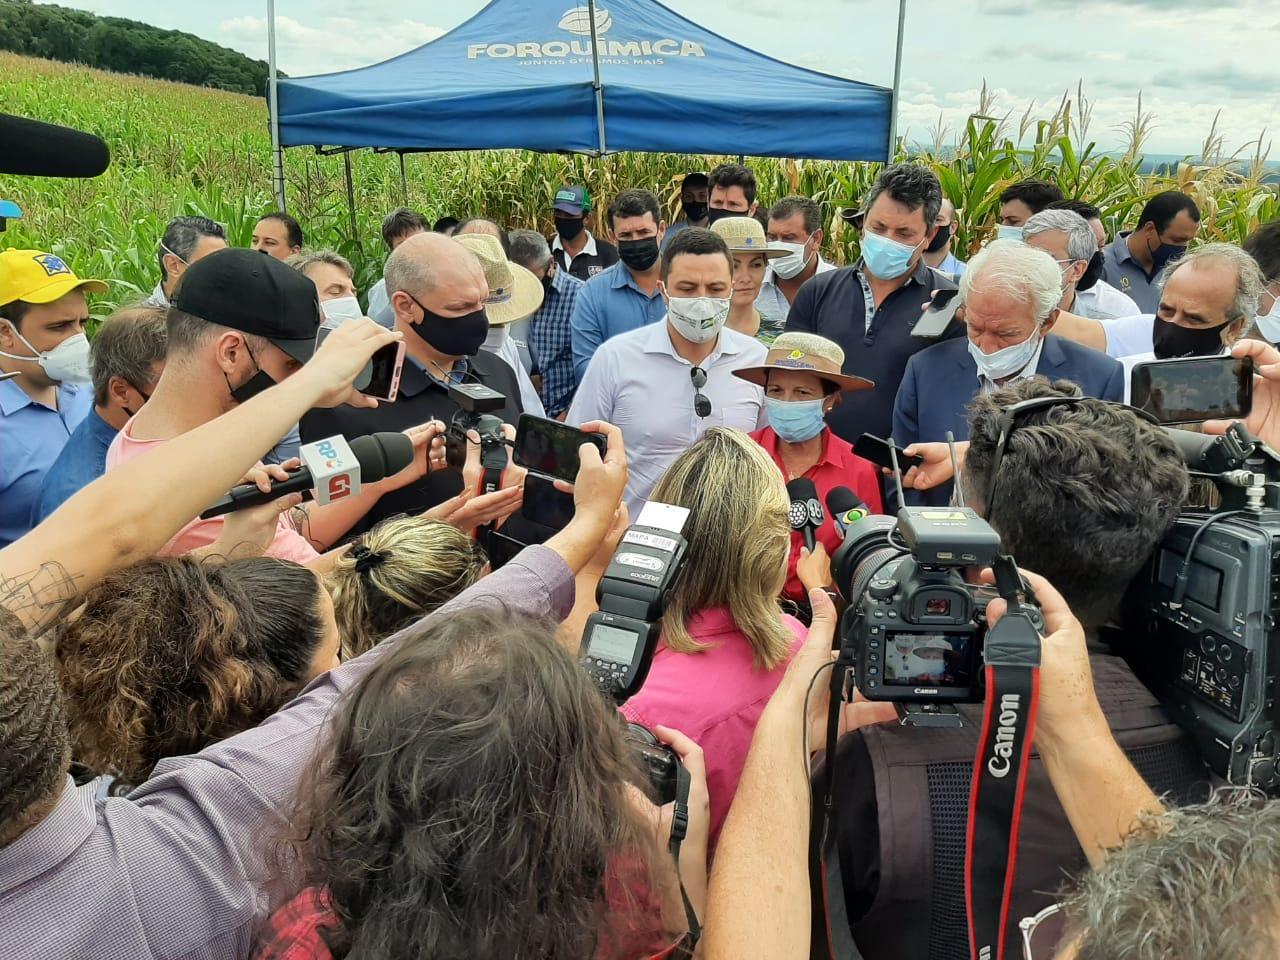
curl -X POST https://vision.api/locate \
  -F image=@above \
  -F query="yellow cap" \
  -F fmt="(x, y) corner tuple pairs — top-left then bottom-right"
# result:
(0, 248), (107, 307)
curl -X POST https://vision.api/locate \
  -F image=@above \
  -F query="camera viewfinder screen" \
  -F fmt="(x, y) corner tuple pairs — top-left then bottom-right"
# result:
(883, 632), (970, 686)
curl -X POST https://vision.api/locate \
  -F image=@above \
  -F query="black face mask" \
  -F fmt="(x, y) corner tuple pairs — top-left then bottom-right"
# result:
(682, 200), (709, 223)
(706, 207), (737, 226)
(1076, 250), (1105, 292)
(408, 293), (489, 357)
(121, 385), (152, 420)
(617, 237), (660, 272)
(1152, 316), (1229, 359)
(225, 342), (277, 405)
(540, 271), (554, 296)
(554, 217), (585, 242)
(925, 224), (951, 254)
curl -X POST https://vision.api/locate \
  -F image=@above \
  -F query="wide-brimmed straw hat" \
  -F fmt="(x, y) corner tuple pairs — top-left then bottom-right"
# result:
(453, 234), (545, 325)
(711, 216), (789, 260)
(733, 331), (874, 393)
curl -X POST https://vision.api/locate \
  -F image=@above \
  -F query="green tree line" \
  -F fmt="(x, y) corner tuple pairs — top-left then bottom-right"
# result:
(0, 0), (275, 96)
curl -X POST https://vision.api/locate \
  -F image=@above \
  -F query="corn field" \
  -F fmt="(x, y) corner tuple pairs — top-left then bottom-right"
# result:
(2, 51), (1277, 322)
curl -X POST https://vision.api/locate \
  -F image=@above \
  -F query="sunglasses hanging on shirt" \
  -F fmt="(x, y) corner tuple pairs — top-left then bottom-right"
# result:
(690, 365), (711, 418)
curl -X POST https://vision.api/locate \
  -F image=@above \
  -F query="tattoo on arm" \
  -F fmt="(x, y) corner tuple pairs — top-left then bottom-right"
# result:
(0, 561), (84, 632)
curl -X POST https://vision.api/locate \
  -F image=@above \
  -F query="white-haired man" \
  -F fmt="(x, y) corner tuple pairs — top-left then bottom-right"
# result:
(1024, 208), (1136, 320)
(892, 238), (1123, 504)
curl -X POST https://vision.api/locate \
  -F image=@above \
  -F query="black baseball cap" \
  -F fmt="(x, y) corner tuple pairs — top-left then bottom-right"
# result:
(174, 247), (321, 363)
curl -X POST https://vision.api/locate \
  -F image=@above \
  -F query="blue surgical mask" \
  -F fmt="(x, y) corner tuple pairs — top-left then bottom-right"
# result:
(967, 331), (1041, 381)
(1256, 289), (1280, 343)
(765, 396), (828, 443)
(860, 231), (922, 280)
(996, 224), (1025, 242)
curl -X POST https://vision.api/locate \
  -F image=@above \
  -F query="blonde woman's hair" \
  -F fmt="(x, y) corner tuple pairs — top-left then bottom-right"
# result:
(327, 516), (487, 660)
(650, 427), (793, 670)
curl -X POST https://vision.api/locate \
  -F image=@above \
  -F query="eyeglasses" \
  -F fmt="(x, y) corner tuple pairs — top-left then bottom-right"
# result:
(690, 366), (712, 418)
(1019, 901), (1065, 959)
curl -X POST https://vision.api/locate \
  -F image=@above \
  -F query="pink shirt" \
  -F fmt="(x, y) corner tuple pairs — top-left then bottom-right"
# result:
(621, 607), (806, 852)
(105, 419), (320, 564)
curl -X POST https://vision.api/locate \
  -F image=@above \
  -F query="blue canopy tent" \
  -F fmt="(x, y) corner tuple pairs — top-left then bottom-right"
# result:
(269, 0), (895, 206)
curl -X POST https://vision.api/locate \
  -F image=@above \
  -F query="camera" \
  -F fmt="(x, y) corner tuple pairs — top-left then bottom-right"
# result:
(626, 722), (680, 805)
(1120, 422), (1280, 790)
(832, 505), (1030, 704)
(444, 382), (509, 472)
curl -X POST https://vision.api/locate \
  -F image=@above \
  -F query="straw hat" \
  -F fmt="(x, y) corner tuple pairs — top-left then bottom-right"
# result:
(711, 216), (788, 260)
(453, 234), (544, 325)
(733, 332), (874, 393)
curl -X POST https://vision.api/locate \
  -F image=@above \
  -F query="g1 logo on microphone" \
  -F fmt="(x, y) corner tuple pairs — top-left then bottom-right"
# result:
(328, 474), (353, 501)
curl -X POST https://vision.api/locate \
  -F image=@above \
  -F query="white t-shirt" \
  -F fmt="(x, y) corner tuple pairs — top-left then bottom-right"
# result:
(1075, 279), (1140, 320)
(1101, 313), (1154, 359)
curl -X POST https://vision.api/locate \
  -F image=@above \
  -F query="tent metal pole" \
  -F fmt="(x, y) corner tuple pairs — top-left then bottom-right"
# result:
(586, 0), (607, 154)
(887, 0), (908, 161)
(399, 152), (408, 202)
(267, 0), (286, 210)
(344, 151), (357, 238)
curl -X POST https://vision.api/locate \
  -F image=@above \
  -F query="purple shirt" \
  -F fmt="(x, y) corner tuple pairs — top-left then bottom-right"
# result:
(620, 607), (805, 852)
(0, 545), (574, 960)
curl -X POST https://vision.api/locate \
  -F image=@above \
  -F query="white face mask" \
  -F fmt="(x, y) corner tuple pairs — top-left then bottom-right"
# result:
(667, 296), (731, 344)
(1256, 290), (1280, 343)
(967, 330), (1041, 381)
(319, 295), (364, 328)
(0, 325), (92, 383)
(771, 239), (813, 280)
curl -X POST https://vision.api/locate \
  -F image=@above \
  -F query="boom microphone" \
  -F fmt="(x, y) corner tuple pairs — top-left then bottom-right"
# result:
(785, 476), (825, 552)
(199, 432), (413, 519)
(827, 486), (870, 538)
(0, 114), (111, 178)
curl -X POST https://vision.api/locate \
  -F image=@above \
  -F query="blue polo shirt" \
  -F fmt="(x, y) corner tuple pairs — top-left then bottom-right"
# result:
(31, 407), (118, 527)
(569, 262), (667, 382)
(0, 377), (92, 546)
(1101, 232), (1162, 314)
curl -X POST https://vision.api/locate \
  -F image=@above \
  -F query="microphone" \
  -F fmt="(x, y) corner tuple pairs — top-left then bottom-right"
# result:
(199, 432), (413, 519)
(827, 486), (871, 538)
(0, 114), (111, 178)
(785, 477), (825, 552)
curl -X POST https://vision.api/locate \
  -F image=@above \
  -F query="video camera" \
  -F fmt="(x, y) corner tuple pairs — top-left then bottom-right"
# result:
(1121, 422), (1280, 790)
(444, 382), (510, 478)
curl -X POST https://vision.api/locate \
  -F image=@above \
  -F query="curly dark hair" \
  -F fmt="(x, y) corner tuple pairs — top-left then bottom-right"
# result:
(283, 608), (676, 959)
(54, 556), (331, 789)
(0, 607), (69, 846)
(963, 378), (1188, 628)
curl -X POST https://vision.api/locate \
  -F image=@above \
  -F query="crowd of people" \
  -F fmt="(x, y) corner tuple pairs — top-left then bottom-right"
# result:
(3, 157), (1280, 960)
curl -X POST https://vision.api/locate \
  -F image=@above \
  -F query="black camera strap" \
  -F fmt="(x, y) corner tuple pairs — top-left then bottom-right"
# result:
(665, 760), (702, 958)
(965, 555), (1042, 960)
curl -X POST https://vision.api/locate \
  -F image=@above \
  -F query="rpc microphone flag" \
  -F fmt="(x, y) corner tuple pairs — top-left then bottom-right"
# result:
(300, 435), (362, 505)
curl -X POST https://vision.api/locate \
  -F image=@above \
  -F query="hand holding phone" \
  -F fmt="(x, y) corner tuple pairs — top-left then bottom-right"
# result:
(854, 433), (925, 473)
(912, 289), (963, 339)
(314, 324), (405, 401)
(1130, 355), (1254, 424)
(513, 414), (609, 484)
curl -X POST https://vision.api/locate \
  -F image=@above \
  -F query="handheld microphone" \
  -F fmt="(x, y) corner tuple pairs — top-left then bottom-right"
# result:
(826, 486), (870, 538)
(199, 432), (413, 519)
(785, 477), (825, 552)
(0, 114), (111, 178)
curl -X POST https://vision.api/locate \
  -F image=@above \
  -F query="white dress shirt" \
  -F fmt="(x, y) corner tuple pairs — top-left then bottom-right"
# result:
(1101, 313), (1155, 359)
(481, 325), (546, 418)
(567, 319), (767, 516)
(1075, 279), (1140, 321)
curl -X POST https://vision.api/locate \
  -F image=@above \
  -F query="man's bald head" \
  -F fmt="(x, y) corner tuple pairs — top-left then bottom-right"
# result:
(385, 232), (488, 325)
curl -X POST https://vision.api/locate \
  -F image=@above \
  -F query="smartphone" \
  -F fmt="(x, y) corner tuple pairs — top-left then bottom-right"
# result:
(912, 289), (963, 339)
(854, 433), (924, 473)
(521, 472), (575, 530)
(1130, 355), (1254, 425)
(483, 528), (526, 571)
(512, 414), (608, 483)
(314, 326), (406, 401)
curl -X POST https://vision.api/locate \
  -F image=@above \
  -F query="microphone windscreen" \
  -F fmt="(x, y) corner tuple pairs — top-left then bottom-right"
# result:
(785, 476), (819, 503)
(349, 432), (414, 483)
(0, 115), (110, 178)
(826, 486), (865, 518)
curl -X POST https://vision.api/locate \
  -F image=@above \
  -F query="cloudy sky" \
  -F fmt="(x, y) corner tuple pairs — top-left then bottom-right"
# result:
(67, 0), (1280, 155)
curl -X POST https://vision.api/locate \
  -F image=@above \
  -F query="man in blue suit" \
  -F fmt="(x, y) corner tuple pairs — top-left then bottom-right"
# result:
(893, 239), (1123, 504)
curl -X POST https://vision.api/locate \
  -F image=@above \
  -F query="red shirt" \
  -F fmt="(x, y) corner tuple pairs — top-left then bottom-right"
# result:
(750, 426), (885, 603)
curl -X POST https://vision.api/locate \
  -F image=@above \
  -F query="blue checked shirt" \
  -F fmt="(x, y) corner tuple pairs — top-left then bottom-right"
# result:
(529, 268), (584, 416)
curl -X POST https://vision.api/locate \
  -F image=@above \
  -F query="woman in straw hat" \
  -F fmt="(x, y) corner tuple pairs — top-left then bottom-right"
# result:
(735, 332), (884, 607)
(710, 216), (789, 345)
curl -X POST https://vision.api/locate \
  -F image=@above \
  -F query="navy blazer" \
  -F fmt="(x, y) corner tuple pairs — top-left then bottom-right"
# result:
(891, 333), (1124, 505)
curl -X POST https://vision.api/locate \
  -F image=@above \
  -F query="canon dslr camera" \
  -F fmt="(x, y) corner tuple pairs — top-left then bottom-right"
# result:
(831, 505), (1041, 705)
(444, 382), (510, 472)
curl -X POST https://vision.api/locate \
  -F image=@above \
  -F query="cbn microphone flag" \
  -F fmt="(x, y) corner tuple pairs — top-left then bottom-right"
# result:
(300, 436), (361, 505)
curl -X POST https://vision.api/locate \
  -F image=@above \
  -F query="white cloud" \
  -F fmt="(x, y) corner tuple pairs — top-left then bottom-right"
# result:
(219, 14), (447, 75)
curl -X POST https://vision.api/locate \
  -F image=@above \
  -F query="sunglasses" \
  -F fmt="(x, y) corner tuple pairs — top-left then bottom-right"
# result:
(1018, 901), (1066, 959)
(690, 365), (712, 418)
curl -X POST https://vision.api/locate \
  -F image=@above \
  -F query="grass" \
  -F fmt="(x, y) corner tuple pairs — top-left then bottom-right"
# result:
(1, 51), (1277, 321)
